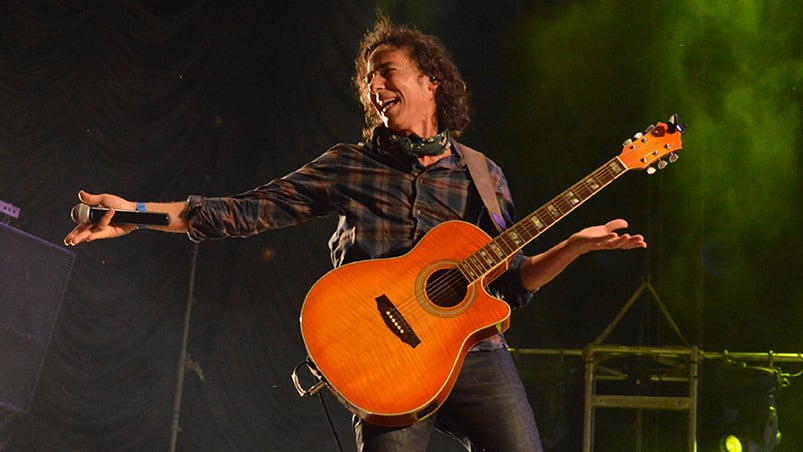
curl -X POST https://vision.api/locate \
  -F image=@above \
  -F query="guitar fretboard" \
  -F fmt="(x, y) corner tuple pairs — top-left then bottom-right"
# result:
(459, 156), (629, 282)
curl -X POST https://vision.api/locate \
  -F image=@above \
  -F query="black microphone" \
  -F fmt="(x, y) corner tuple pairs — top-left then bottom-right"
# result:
(70, 203), (170, 226)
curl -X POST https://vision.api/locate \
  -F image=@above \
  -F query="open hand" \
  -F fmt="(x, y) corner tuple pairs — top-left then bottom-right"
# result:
(571, 219), (647, 254)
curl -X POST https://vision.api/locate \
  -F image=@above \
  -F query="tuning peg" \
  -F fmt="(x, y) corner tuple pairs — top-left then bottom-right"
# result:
(644, 124), (655, 133)
(633, 132), (644, 141)
(622, 138), (633, 146)
(657, 159), (668, 170)
(669, 152), (679, 163)
(667, 114), (688, 133)
(647, 166), (657, 175)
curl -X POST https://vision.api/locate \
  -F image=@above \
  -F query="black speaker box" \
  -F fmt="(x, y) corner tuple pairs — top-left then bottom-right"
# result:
(0, 224), (74, 414)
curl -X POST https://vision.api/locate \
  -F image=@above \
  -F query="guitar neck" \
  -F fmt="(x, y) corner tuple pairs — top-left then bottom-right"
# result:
(458, 156), (630, 283)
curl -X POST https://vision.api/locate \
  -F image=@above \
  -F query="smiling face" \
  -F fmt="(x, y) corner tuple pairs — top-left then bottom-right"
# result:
(365, 44), (439, 138)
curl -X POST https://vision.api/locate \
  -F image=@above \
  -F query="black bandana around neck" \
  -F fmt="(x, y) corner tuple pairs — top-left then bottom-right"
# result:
(374, 126), (450, 158)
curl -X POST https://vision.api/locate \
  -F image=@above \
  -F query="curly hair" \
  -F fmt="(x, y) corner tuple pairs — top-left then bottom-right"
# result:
(353, 17), (471, 140)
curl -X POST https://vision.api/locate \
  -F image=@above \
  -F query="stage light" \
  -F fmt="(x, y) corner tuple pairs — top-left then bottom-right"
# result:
(702, 365), (782, 452)
(720, 434), (742, 452)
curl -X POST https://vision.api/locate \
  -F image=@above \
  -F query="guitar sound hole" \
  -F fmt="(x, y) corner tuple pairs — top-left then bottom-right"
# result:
(425, 268), (468, 308)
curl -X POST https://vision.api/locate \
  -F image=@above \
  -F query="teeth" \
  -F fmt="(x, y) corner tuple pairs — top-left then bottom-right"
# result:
(378, 97), (399, 112)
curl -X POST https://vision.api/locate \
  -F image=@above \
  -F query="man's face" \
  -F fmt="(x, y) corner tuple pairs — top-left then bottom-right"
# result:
(365, 44), (438, 137)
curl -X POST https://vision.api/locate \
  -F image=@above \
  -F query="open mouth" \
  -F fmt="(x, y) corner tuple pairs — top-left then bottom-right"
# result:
(377, 97), (399, 114)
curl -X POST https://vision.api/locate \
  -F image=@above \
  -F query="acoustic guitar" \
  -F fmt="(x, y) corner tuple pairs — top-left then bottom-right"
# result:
(295, 115), (685, 427)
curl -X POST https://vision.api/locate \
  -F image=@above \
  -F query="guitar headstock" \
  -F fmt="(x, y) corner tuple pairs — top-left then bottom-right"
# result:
(618, 114), (686, 173)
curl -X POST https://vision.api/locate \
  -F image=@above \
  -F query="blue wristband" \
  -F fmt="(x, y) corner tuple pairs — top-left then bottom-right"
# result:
(136, 202), (146, 229)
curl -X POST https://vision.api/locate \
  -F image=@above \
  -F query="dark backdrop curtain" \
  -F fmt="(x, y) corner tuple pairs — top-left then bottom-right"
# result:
(0, 1), (370, 450)
(1, 0), (801, 451)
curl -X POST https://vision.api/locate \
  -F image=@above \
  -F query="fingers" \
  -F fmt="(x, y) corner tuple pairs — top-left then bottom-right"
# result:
(606, 233), (647, 250)
(98, 206), (116, 227)
(588, 219), (646, 251)
(64, 222), (135, 246)
(78, 190), (102, 206)
(65, 191), (99, 246)
(64, 222), (101, 246)
(604, 218), (629, 232)
(602, 219), (647, 248)
(64, 191), (133, 246)
(64, 225), (90, 246)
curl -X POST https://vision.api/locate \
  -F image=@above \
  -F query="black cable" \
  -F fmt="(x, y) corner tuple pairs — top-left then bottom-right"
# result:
(317, 392), (345, 452)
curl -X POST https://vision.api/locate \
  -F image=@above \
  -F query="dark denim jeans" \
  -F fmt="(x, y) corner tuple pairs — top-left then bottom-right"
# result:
(354, 348), (544, 452)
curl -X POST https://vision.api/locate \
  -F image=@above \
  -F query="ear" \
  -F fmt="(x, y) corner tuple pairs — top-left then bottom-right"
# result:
(426, 75), (439, 93)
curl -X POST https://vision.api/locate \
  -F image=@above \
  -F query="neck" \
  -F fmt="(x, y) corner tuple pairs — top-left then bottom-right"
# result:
(389, 113), (438, 139)
(417, 148), (452, 166)
(414, 123), (439, 139)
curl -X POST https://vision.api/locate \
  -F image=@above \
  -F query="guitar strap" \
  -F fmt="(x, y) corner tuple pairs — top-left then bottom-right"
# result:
(451, 139), (506, 233)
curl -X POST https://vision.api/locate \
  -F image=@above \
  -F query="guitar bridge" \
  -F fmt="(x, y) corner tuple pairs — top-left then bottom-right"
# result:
(375, 295), (421, 348)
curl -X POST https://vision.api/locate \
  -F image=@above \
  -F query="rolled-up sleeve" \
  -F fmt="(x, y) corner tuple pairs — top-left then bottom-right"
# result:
(488, 253), (536, 310)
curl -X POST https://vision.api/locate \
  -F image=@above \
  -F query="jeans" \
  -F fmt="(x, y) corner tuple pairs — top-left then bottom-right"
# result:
(353, 348), (543, 452)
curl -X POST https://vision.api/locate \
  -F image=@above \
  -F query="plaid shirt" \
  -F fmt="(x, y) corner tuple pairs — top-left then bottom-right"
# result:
(185, 136), (534, 318)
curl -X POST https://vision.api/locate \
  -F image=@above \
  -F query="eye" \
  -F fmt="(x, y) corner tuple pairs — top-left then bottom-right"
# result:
(364, 64), (396, 86)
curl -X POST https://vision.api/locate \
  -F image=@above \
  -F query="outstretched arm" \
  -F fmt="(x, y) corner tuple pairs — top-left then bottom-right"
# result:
(64, 190), (190, 246)
(519, 218), (646, 291)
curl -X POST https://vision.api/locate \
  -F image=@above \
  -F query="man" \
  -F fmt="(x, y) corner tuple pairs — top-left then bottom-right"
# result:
(64, 18), (645, 452)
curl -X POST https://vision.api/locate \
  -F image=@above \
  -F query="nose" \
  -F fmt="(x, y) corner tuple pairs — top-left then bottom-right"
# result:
(367, 73), (384, 95)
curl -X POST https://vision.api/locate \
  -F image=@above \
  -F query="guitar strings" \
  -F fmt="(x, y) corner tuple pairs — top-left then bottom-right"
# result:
(398, 125), (676, 314)
(390, 160), (625, 319)
(401, 161), (623, 315)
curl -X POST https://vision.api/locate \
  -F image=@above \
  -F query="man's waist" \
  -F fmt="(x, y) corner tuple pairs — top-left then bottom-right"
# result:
(468, 333), (507, 352)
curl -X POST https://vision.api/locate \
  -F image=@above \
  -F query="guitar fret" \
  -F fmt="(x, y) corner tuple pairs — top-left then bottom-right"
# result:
(488, 242), (505, 259)
(524, 213), (547, 239)
(564, 190), (580, 206)
(608, 160), (624, 174)
(478, 248), (496, 266)
(475, 253), (489, 272)
(461, 263), (477, 280)
(464, 256), (483, 279)
(496, 236), (517, 255)
(496, 233), (516, 256)
(508, 229), (523, 247)
(461, 156), (637, 285)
